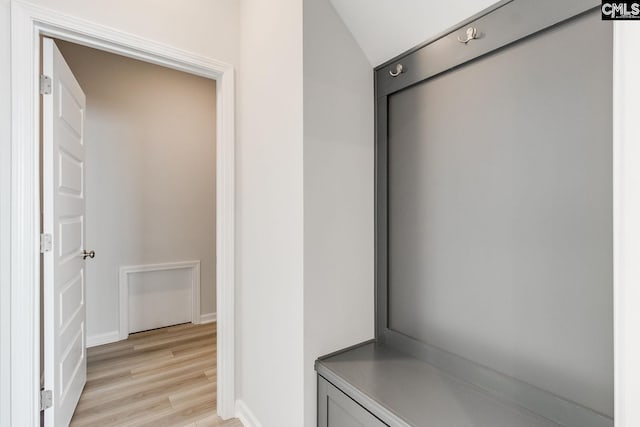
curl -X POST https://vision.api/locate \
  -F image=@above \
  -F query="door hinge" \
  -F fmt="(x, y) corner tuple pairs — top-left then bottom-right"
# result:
(40, 233), (52, 253)
(40, 75), (52, 95)
(40, 389), (52, 411)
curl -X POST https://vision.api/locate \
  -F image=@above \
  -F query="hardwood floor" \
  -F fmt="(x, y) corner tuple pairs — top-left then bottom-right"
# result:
(70, 322), (242, 427)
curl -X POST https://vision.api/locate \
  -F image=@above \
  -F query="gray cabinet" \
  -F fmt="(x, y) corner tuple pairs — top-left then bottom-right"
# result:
(318, 376), (387, 427)
(316, 1), (614, 427)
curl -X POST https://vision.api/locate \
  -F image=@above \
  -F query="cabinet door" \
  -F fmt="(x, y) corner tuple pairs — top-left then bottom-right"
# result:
(318, 376), (387, 427)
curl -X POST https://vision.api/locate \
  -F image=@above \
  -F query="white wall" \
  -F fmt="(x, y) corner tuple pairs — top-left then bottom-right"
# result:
(4, 1), (638, 426)
(0, 0), (11, 422)
(236, 1), (376, 425)
(303, 0), (375, 426)
(330, 0), (498, 65)
(236, 0), (305, 425)
(56, 41), (217, 339)
(1, 0), (374, 422)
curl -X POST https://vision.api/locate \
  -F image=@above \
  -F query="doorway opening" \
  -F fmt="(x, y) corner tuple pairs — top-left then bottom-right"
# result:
(39, 38), (229, 426)
(9, 3), (236, 425)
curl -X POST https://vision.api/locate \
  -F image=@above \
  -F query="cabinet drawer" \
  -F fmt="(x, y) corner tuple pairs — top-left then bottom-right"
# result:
(318, 376), (387, 427)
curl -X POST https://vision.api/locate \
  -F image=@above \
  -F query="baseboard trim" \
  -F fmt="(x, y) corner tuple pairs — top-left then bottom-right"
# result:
(200, 312), (217, 324)
(86, 330), (120, 348)
(235, 400), (262, 427)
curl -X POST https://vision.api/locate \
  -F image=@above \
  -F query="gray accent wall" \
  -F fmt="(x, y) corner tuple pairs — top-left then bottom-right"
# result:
(303, 0), (375, 425)
(386, 10), (613, 417)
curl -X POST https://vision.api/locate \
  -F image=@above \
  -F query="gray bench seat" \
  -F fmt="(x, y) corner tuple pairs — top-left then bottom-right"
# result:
(315, 342), (559, 427)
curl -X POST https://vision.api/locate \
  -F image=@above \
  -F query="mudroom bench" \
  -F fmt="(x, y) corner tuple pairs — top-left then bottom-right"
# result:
(314, 1), (616, 427)
(315, 341), (558, 427)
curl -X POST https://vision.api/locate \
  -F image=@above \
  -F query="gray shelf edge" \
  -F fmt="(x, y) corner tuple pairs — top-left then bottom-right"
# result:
(316, 339), (378, 364)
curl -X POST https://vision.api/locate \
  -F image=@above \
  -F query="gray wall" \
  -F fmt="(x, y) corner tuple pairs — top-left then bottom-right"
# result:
(387, 12), (613, 416)
(303, 0), (375, 425)
(57, 41), (217, 339)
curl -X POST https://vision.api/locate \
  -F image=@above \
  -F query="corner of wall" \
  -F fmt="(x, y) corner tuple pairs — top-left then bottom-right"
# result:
(235, 400), (263, 427)
(302, 0), (375, 426)
(200, 312), (217, 324)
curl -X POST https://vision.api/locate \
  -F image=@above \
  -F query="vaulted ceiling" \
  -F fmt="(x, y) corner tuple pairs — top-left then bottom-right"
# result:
(329, 0), (499, 66)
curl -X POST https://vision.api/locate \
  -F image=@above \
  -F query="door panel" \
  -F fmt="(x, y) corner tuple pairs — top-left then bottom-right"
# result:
(58, 150), (83, 196)
(43, 37), (87, 427)
(58, 217), (83, 261)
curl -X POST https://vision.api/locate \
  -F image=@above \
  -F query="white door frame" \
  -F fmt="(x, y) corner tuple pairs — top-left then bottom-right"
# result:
(8, 1), (235, 424)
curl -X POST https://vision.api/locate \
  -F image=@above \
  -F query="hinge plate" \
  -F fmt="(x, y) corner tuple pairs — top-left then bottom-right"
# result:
(40, 389), (52, 411)
(40, 233), (52, 253)
(40, 75), (52, 95)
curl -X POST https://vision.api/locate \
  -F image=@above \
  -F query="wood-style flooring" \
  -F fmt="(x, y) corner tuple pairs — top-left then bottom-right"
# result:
(70, 322), (242, 427)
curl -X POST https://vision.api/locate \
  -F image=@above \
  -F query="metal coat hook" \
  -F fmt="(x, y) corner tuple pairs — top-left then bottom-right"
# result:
(457, 27), (479, 44)
(389, 63), (404, 77)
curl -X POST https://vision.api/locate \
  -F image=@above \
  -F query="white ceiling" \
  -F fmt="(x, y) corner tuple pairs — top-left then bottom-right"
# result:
(329, 0), (499, 66)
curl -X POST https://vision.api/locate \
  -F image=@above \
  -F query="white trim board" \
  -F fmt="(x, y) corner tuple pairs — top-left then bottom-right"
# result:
(119, 261), (201, 340)
(8, 1), (236, 424)
(613, 21), (640, 427)
(200, 312), (217, 324)
(235, 400), (263, 427)
(86, 331), (120, 348)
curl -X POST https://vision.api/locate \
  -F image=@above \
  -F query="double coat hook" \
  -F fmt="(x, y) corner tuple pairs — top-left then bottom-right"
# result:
(389, 26), (480, 78)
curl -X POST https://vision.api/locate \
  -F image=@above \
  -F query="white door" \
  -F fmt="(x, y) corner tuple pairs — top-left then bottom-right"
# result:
(42, 37), (88, 427)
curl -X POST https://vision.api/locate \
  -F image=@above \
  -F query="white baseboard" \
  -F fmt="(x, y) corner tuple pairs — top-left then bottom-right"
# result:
(86, 330), (120, 348)
(199, 312), (217, 324)
(235, 400), (262, 427)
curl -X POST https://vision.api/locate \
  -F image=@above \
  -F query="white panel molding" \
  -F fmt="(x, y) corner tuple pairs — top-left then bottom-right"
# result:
(613, 21), (640, 427)
(86, 330), (120, 348)
(119, 261), (201, 339)
(235, 400), (263, 427)
(9, 1), (236, 424)
(200, 312), (217, 324)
